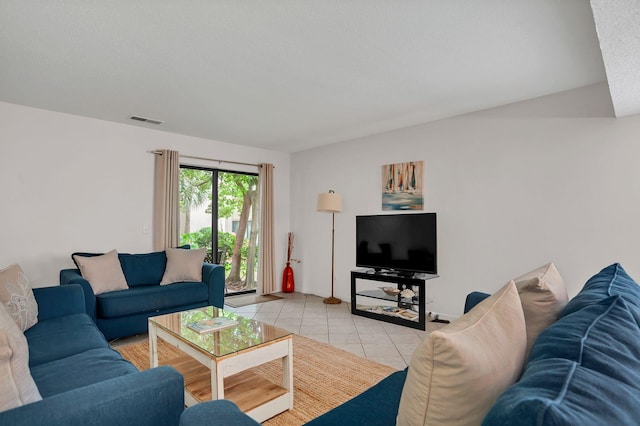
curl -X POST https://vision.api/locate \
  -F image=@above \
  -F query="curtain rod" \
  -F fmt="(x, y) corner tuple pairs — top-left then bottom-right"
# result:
(151, 150), (263, 168)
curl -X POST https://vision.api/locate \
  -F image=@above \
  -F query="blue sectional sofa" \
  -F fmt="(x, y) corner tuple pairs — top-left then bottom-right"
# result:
(60, 249), (225, 340)
(482, 263), (640, 425)
(0, 284), (185, 426)
(179, 263), (640, 425)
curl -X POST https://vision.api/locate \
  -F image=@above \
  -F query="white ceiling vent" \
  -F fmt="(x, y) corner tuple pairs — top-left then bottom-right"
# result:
(130, 115), (164, 125)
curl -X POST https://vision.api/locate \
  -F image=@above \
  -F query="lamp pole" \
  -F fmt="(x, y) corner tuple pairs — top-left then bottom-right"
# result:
(317, 190), (342, 305)
(326, 210), (339, 303)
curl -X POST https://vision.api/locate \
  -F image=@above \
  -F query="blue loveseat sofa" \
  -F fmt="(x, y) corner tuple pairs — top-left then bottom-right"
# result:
(0, 284), (185, 426)
(179, 263), (640, 425)
(60, 249), (225, 340)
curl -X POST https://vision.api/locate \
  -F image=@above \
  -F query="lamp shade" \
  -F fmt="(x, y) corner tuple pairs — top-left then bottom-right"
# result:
(317, 191), (342, 213)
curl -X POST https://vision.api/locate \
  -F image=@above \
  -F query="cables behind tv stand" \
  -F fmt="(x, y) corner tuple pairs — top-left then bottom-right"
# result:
(359, 268), (437, 280)
(366, 268), (415, 278)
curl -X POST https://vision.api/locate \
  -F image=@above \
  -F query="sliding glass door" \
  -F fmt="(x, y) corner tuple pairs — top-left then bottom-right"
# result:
(179, 166), (259, 294)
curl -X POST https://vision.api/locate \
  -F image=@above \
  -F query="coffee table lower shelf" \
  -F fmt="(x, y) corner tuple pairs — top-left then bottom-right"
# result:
(167, 354), (289, 413)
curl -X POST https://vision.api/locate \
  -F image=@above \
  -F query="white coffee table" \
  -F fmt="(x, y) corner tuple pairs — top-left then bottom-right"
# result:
(148, 306), (293, 423)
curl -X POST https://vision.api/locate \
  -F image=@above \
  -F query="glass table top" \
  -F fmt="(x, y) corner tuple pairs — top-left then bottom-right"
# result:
(149, 306), (292, 358)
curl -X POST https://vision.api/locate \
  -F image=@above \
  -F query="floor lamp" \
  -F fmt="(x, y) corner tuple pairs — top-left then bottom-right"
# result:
(317, 190), (343, 304)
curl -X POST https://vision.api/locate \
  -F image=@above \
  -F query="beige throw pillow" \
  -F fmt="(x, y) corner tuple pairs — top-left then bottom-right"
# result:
(0, 264), (38, 332)
(73, 250), (129, 295)
(514, 262), (568, 358)
(0, 303), (42, 412)
(160, 248), (206, 285)
(397, 281), (527, 426)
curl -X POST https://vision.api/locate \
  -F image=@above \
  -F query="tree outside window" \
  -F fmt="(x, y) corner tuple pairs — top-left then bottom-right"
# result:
(179, 167), (259, 294)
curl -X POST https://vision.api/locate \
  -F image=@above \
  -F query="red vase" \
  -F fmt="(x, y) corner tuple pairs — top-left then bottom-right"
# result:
(282, 262), (295, 293)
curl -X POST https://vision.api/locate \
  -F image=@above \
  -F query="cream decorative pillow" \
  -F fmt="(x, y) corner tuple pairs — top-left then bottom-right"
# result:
(0, 303), (42, 412)
(514, 262), (568, 358)
(0, 264), (38, 332)
(160, 248), (206, 285)
(73, 250), (129, 295)
(397, 281), (527, 426)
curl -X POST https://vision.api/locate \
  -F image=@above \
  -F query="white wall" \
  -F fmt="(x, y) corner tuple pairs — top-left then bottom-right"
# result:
(290, 83), (640, 318)
(0, 101), (290, 287)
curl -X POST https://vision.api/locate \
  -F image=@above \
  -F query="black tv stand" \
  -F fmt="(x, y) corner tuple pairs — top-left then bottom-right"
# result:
(351, 270), (438, 330)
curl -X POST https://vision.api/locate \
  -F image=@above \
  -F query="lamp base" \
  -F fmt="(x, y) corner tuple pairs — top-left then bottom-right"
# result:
(323, 296), (342, 304)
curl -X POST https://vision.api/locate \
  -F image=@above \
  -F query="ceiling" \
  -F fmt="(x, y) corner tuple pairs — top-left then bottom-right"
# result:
(0, 1), (636, 153)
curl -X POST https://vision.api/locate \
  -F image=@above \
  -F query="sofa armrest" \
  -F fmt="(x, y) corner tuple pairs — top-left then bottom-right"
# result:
(60, 268), (97, 321)
(0, 366), (184, 426)
(32, 284), (86, 321)
(180, 400), (260, 426)
(202, 263), (226, 308)
(464, 291), (491, 313)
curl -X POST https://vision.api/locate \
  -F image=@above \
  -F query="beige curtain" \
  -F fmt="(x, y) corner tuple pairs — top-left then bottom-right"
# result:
(258, 163), (276, 294)
(153, 150), (180, 250)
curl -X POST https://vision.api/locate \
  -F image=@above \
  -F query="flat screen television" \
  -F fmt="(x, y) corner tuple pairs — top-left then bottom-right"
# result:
(356, 213), (437, 275)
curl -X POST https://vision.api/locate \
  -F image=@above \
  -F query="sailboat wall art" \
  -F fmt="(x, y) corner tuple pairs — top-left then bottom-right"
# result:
(381, 161), (424, 211)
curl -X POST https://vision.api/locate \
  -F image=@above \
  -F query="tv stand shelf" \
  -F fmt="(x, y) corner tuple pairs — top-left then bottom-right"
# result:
(355, 289), (419, 306)
(351, 270), (438, 330)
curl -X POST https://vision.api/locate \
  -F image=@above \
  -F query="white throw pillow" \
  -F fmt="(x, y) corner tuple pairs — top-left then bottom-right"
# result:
(73, 250), (129, 295)
(514, 262), (568, 358)
(0, 303), (42, 412)
(397, 281), (527, 426)
(0, 264), (38, 332)
(160, 248), (206, 285)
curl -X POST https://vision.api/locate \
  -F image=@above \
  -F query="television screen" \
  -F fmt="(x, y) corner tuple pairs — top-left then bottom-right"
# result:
(356, 213), (437, 275)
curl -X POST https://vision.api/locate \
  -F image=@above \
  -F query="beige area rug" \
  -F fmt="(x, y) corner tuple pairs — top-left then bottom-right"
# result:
(116, 334), (397, 425)
(224, 293), (283, 308)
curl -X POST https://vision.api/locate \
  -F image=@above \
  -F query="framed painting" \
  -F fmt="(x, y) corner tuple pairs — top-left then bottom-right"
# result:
(381, 161), (424, 210)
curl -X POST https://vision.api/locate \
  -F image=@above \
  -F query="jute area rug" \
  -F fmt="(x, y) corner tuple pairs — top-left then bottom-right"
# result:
(116, 334), (397, 425)
(224, 293), (283, 308)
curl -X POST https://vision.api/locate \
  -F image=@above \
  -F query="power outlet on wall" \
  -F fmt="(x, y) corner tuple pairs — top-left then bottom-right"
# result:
(142, 224), (149, 234)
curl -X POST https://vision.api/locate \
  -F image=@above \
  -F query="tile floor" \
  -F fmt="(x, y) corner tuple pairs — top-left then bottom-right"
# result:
(111, 292), (447, 370)
(224, 292), (446, 370)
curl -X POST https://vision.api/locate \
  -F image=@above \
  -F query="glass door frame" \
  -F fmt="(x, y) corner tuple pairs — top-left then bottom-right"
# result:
(179, 164), (258, 296)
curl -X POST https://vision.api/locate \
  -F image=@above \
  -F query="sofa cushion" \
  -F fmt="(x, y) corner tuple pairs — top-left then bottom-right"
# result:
(483, 295), (640, 425)
(73, 250), (129, 295)
(31, 347), (138, 397)
(72, 246), (191, 263)
(397, 280), (526, 426)
(305, 370), (407, 426)
(463, 291), (490, 314)
(160, 248), (206, 285)
(118, 251), (167, 286)
(0, 263), (38, 331)
(0, 303), (41, 411)
(72, 245), (190, 287)
(181, 400), (261, 426)
(0, 331), (21, 411)
(72, 251), (165, 287)
(97, 282), (209, 319)
(562, 263), (640, 317)
(24, 313), (109, 367)
(514, 262), (568, 358)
